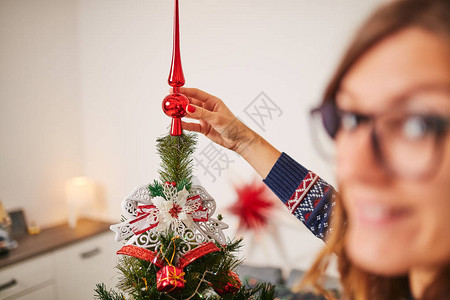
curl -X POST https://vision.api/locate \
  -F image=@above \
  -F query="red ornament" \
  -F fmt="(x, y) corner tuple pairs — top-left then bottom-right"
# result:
(163, 0), (189, 136)
(164, 181), (177, 187)
(169, 203), (182, 218)
(162, 93), (189, 136)
(168, 0), (185, 89)
(177, 242), (220, 269)
(228, 181), (275, 232)
(156, 265), (186, 292)
(117, 245), (164, 268)
(214, 271), (242, 296)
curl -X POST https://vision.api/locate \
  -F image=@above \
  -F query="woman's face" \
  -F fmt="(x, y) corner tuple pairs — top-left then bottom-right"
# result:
(336, 27), (450, 275)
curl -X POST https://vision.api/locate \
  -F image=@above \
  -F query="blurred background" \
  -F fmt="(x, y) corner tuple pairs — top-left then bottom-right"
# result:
(0, 0), (382, 278)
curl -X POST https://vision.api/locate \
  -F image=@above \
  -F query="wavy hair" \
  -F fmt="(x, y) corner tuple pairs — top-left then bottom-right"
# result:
(294, 0), (450, 299)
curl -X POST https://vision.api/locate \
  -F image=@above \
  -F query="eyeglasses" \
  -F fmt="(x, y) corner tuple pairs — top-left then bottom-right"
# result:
(310, 101), (450, 178)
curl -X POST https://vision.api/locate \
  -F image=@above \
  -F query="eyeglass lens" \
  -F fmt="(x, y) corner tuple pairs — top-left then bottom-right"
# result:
(310, 102), (447, 178)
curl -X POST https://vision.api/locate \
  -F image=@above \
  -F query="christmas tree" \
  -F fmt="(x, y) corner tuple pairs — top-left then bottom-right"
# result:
(94, 1), (276, 298)
(95, 133), (275, 299)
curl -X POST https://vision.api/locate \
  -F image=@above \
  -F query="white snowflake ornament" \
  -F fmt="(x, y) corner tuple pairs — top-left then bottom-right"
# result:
(110, 183), (228, 255)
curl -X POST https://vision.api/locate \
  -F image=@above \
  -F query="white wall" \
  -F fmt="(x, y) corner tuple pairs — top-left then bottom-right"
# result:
(1, 0), (381, 274)
(77, 0), (380, 274)
(0, 0), (82, 227)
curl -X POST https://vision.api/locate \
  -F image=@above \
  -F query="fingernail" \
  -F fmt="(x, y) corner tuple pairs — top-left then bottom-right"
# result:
(187, 105), (196, 113)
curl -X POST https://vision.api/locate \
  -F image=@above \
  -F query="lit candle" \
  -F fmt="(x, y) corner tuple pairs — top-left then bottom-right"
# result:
(65, 177), (95, 228)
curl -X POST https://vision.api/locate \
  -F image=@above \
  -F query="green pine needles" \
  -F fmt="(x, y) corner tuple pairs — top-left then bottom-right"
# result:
(157, 133), (197, 186)
(94, 132), (276, 299)
(95, 232), (275, 300)
(148, 133), (196, 198)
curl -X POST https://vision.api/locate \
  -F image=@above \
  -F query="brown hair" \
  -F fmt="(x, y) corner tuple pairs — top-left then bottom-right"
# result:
(295, 0), (450, 299)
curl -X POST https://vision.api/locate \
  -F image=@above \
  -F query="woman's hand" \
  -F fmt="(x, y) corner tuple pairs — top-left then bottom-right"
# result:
(177, 87), (253, 155)
(176, 87), (281, 178)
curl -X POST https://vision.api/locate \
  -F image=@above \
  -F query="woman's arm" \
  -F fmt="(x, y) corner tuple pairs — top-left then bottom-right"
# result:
(179, 87), (336, 239)
(264, 152), (336, 239)
(178, 87), (281, 179)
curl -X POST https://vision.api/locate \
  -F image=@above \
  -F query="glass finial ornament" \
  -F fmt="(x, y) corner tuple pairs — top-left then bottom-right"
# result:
(162, 0), (189, 136)
(95, 1), (278, 297)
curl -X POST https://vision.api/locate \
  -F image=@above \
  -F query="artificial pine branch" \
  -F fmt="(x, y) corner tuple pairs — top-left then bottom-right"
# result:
(148, 180), (164, 197)
(156, 133), (197, 185)
(176, 177), (192, 192)
(223, 282), (276, 300)
(223, 238), (244, 253)
(95, 231), (277, 299)
(95, 131), (279, 299)
(94, 283), (124, 300)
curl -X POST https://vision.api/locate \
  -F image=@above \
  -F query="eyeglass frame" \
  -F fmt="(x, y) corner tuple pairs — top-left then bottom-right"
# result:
(309, 100), (450, 179)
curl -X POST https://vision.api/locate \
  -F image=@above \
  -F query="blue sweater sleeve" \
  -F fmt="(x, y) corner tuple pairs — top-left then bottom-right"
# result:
(263, 152), (336, 239)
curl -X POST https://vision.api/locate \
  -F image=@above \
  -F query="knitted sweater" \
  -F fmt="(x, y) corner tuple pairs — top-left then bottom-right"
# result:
(263, 156), (419, 298)
(263, 152), (336, 239)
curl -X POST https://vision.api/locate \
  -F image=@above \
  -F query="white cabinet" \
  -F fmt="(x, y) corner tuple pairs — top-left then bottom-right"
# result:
(0, 254), (56, 299)
(54, 232), (118, 300)
(13, 284), (56, 300)
(0, 231), (119, 300)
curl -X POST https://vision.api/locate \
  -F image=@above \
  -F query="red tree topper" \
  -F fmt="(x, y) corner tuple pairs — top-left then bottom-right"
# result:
(162, 0), (189, 136)
(228, 181), (275, 232)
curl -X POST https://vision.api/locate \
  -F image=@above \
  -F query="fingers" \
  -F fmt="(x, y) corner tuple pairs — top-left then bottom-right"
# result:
(182, 120), (214, 138)
(181, 121), (202, 133)
(186, 97), (204, 107)
(169, 87), (223, 112)
(185, 104), (217, 123)
(170, 87), (214, 103)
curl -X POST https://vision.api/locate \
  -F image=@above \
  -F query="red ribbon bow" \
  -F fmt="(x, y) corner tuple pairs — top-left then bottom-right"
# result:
(129, 195), (208, 235)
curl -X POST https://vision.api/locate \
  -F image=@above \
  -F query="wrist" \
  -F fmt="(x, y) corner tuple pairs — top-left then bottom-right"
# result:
(235, 128), (260, 158)
(237, 130), (281, 178)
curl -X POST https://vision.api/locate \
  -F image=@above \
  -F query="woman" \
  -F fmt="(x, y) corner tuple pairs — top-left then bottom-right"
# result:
(177, 0), (450, 299)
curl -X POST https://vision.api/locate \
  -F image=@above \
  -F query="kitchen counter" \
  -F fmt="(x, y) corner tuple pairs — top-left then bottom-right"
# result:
(0, 218), (111, 269)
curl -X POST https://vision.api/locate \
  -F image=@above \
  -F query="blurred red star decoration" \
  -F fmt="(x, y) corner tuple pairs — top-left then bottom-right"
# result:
(228, 181), (275, 232)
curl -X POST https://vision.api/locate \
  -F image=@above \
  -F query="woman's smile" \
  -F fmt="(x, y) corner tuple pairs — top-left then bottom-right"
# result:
(351, 197), (413, 228)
